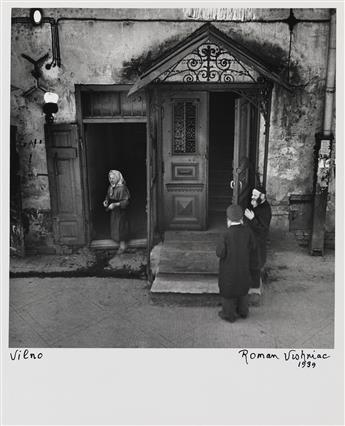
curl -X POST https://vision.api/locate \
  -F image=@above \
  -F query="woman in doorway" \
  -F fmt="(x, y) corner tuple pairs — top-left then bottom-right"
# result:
(103, 170), (130, 254)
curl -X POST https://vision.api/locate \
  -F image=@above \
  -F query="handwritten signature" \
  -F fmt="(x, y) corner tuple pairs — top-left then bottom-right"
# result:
(238, 349), (331, 367)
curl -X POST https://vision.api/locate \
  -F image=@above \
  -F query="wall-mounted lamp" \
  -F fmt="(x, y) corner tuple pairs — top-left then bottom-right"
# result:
(30, 8), (43, 26)
(43, 92), (59, 123)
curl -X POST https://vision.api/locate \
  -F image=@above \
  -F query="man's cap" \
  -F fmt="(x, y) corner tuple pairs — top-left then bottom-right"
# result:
(226, 204), (243, 221)
(254, 185), (266, 195)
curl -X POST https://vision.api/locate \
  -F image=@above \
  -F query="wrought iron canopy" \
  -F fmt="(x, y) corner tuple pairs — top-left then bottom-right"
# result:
(154, 40), (261, 84)
(128, 23), (292, 96)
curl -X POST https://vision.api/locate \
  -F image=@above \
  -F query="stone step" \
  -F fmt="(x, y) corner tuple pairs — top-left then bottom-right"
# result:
(159, 250), (219, 274)
(164, 231), (222, 242)
(90, 238), (147, 250)
(153, 231), (222, 293)
(162, 240), (219, 252)
(151, 273), (219, 294)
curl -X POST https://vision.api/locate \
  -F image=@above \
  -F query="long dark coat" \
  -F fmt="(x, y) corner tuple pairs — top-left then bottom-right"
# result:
(216, 225), (257, 298)
(245, 200), (272, 268)
(104, 184), (130, 242)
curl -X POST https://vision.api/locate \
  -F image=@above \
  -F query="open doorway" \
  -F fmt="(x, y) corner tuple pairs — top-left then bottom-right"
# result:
(85, 123), (147, 241)
(208, 91), (259, 229)
(208, 92), (237, 229)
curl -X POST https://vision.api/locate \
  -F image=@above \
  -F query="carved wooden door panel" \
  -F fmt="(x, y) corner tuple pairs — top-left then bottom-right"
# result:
(45, 124), (86, 246)
(232, 97), (255, 208)
(161, 91), (208, 230)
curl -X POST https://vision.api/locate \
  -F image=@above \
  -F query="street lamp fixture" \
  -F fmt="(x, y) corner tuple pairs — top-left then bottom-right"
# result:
(30, 9), (43, 26)
(43, 92), (59, 123)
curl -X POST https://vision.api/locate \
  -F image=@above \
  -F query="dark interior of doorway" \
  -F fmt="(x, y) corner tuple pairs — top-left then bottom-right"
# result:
(208, 92), (236, 229)
(85, 123), (147, 241)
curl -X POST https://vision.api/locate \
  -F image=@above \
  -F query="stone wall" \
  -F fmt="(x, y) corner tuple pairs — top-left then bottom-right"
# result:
(10, 8), (335, 250)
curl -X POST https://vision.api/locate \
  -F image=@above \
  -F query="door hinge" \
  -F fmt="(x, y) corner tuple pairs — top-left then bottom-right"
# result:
(161, 161), (165, 174)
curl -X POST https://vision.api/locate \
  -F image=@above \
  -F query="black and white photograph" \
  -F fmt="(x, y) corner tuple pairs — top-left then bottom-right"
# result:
(2, 2), (344, 425)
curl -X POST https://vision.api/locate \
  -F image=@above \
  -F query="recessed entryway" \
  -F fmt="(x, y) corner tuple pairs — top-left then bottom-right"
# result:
(85, 122), (147, 241)
(208, 92), (237, 229)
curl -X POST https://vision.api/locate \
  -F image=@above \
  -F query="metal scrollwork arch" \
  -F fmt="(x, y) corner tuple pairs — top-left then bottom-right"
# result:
(155, 41), (260, 84)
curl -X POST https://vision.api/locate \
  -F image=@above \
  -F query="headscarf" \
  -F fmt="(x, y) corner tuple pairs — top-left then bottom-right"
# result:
(108, 170), (125, 187)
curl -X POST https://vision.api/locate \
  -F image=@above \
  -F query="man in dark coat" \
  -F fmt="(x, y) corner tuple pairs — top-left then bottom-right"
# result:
(244, 186), (272, 305)
(216, 204), (257, 323)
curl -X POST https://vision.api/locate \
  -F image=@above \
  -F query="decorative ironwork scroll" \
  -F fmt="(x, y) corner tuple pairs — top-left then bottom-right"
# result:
(173, 101), (197, 154)
(155, 41), (261, 84)
(231, 78), (273, 122)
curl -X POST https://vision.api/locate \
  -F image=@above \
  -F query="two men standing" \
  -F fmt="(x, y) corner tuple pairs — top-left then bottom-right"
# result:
(215, 185), (271, 323)
(244, 186), (272, 304)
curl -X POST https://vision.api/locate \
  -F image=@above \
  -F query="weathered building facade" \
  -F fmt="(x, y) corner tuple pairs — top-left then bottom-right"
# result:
(10, 8), (336, 257)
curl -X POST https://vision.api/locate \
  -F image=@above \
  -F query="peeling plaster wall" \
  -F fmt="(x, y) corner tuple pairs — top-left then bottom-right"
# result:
(11, 8), (331, 20)
(10, 8), (335, 249)
(325, 101), (336, 236)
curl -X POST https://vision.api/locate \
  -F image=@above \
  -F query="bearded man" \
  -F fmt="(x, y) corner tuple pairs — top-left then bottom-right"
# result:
(244, 186), (272, 305)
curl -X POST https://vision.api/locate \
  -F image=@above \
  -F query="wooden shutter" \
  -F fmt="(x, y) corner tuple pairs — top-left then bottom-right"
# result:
(45, 124), (85, 246)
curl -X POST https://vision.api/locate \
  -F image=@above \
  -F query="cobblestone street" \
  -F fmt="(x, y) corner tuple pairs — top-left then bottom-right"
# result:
(9, 244), (335, 348)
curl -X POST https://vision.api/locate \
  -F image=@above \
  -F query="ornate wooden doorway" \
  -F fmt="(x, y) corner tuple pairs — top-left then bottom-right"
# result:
(128, 23), (291, 249)
(160, 91), (208, 230)
(159, 89), (260, 231)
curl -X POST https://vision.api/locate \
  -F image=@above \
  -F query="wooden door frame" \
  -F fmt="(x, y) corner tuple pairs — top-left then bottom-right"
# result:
(74, 82), (270, 243)
(158, 90), (209, 231)
(75, 84), (148, 245)
(153, 82), (270, 230)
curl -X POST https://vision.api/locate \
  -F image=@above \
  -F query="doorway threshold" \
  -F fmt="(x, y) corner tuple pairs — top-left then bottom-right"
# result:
(90, 238), (147, 250)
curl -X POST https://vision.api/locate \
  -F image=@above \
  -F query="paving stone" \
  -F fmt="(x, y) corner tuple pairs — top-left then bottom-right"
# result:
(70, 277), (149, 312)
(8, 236), (335, 348)
(121, 304), (220, 347)
(9, 308), (50, 348)
(10, 278), (68, 309)
(296, 321), (334, 348)
(178, 314), (277, 348)
(53, 315), (170, 348)
(16, 290), (107, 345)
(258, 283), (334, 348)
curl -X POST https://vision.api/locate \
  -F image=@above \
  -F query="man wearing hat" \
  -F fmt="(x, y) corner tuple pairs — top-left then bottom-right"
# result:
(216, 204), (257, 322)
(244, 186), (272, 305)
